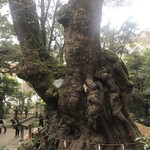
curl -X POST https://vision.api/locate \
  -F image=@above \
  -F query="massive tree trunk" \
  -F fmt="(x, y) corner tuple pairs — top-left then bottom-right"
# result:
(55, 0), (142, 149)
(9, 0), (142, 150)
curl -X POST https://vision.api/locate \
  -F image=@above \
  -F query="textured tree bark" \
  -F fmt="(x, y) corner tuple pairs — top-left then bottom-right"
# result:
(55, 0), (142, 149)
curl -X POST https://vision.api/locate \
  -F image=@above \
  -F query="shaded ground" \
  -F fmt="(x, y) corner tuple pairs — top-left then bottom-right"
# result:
(0, 117), (38, 149)
(0, 128), (28, 149)
(0, 119), (149, 150)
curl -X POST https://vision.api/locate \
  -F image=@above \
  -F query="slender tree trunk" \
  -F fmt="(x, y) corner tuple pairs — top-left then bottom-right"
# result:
(40, 0), (47, 47)
(48, 0), (59, 52)
(0, 97), (4, 119)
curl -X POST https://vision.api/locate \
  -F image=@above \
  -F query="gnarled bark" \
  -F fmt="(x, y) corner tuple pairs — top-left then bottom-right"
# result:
(9, 0), (142, 150)
(54, 0), (142, 149)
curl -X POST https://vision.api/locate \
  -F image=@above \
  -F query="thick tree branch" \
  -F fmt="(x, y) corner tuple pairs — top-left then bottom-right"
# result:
(9, 0), (66, 107)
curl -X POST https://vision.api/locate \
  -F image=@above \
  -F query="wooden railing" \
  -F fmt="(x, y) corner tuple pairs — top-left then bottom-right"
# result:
(18, 116), (38, 138)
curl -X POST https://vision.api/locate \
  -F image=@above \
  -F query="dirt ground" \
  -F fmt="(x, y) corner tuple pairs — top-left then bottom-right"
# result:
(136, 123), (150, 137)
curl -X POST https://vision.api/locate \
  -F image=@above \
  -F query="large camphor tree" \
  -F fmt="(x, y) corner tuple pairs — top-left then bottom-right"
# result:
(9, 0), (142, 149)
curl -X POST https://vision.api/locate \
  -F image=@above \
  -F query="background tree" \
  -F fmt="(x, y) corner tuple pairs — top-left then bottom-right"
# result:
(12, 90), (32, 117)
(124, 49), (150, 126)
(0, 2), (21, 73)
(101, 18), (138, 57)
(0, 1), (27, 119)
(0, 73), (33, 118)
(0, 41), (21, 74)
(9, 0), (142, 149)
(0, 74), (18, 118)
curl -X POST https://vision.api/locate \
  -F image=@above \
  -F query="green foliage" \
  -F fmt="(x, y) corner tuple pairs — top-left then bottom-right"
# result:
(0, 73), (19, 118)
(135, 136), (150, 150)
(0, 4), (21, 73)
(0, 73), (33, 118)
(0, 145), (9, 150)
(124, 51), (144, 70)
(0, 15), (15, 39)
(18, 138), (37, 150)
(13, 90), (33, 114)
(0, 41), (21, 73)
(124, 49), (150, 126)
(0, 74), (19, 97)
(142, 48), (150, 69)
(101, 18), (138, 56)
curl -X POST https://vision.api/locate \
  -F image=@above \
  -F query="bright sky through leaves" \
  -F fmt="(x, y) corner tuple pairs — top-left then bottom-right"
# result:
(2, 0), (150, 31)
(102, 0), (150, 30)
